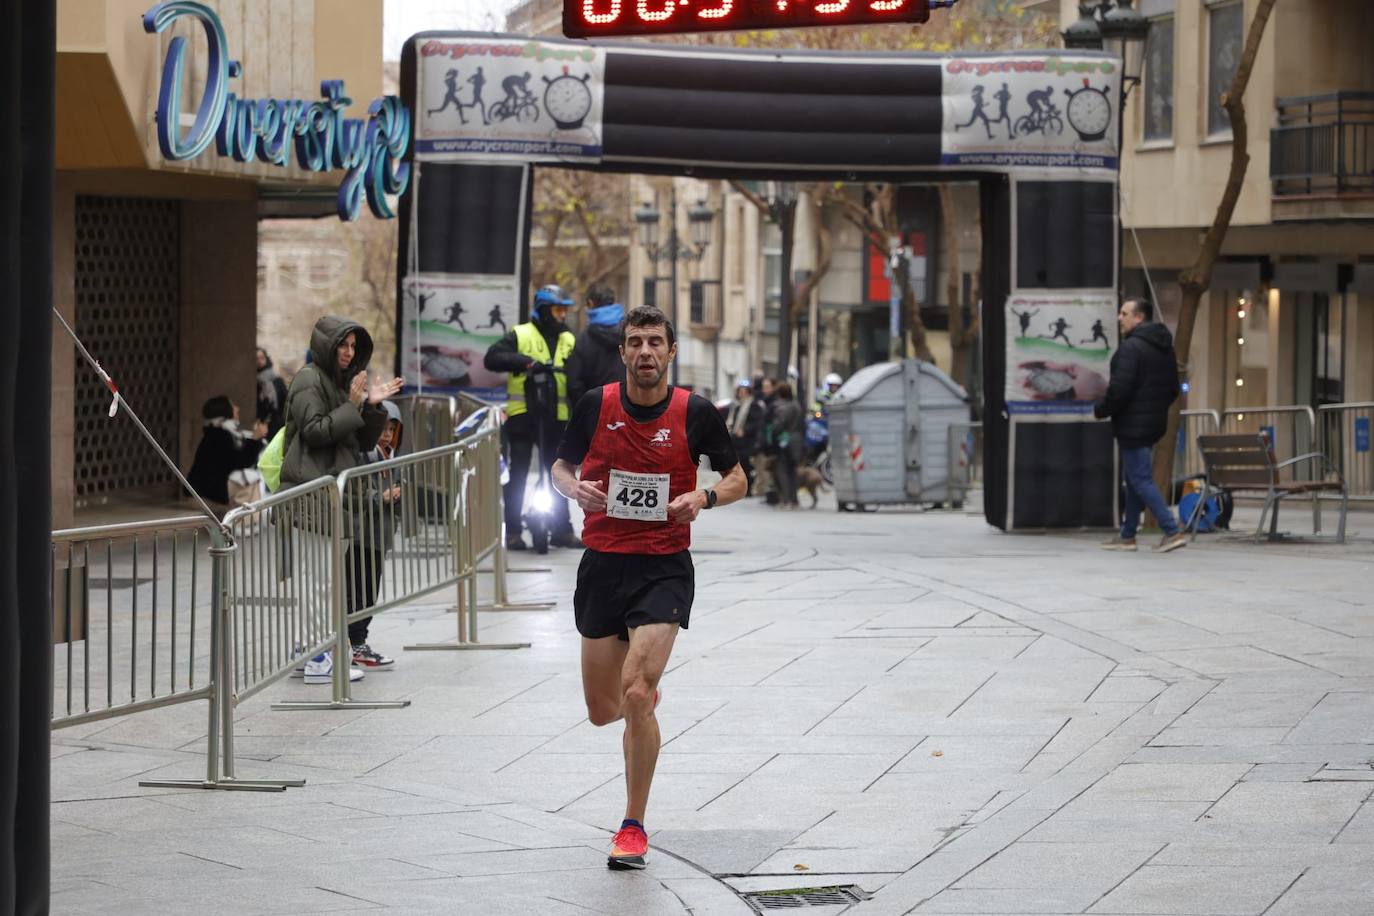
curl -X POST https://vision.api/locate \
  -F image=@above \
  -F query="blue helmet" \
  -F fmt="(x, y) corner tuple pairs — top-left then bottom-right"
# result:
(533, 284), (574, 317)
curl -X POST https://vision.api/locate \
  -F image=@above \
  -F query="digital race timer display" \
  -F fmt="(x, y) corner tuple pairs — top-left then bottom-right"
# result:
(563, 0), (930, 38)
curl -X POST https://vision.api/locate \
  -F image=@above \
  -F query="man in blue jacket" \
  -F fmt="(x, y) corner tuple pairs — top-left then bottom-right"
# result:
(1094, 298), (1187, 554)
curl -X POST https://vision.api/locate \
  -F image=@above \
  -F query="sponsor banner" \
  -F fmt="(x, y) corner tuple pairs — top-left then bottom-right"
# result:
(416, 38), (604, 163)
(401, 274), (520, 398)
(942, 55), (1120, 173)
(1005, 292), (1117, 415)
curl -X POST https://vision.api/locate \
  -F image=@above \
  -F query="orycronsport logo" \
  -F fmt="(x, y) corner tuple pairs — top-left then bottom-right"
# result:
(420, 40), (596, 63)
(945, 56), (1117, 78)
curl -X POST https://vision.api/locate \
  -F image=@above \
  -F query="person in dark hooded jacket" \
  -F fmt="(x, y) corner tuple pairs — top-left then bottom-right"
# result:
(565, 283), (626, 407)
(283, 316), (404, 683)
(1094, 298), (1186, 553)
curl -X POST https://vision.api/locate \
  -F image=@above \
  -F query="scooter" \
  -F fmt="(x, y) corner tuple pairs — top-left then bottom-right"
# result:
(521, 362), (559, 555)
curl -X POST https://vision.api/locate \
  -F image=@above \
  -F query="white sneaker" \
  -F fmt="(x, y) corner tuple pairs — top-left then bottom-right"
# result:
(302, 652), (365, 684)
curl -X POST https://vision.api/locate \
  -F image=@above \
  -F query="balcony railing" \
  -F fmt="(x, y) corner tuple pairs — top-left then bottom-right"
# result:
(1271, 92), (1374, 196)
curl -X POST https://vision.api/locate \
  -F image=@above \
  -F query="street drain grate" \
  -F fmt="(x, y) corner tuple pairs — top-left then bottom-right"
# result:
(743, 886), (869, 910)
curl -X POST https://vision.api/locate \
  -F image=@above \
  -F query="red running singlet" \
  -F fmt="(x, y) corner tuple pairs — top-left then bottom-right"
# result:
(580, 384), (699, 555)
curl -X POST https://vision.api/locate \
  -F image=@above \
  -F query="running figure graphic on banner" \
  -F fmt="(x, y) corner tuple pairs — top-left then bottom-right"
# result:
(445, 301), (469, 332)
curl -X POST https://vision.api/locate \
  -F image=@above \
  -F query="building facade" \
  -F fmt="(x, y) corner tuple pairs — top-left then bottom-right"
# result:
(1031, 0), (1374, 418)
(53, 0), (386, 526)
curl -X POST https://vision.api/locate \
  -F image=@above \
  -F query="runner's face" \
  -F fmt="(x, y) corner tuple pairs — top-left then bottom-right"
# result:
(621, 324), (675, 389)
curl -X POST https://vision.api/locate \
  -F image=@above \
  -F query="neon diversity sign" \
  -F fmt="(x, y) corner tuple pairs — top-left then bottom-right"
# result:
(142, 2), (411, 221)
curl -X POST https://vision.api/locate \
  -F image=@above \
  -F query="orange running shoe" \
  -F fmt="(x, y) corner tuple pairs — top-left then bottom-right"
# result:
(607, 822), (649, 870)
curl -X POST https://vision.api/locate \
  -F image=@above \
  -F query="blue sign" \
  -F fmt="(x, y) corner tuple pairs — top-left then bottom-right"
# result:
(1356, 416), (1371, 453)
(1260, 424), (1276, 448)
(143, 2), (411, 221)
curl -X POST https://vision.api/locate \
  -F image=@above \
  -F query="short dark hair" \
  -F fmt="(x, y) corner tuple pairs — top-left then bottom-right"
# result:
(1125, 297), (1154, 323)
(619, 305), (675, 347)
(774, 381), (794, 400)
(202, 395), (234, 420)
(586, 283), (616, 307)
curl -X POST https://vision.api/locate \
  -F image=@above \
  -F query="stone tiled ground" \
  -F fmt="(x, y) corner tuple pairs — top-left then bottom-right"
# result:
(52, 495), (1374, 915)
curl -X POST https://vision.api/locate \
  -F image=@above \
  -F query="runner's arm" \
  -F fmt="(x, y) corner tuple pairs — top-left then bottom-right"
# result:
(553, 392), (607, 512)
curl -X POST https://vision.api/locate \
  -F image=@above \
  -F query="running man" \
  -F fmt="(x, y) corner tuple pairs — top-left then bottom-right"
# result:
(992, 83), (1014, 139)
(552, 305), (747, 871)
(1081, 318), (1111, 348)
(444, 300), (469, 332)
(1042, 316), (1072, 345)
(481, 304), (507, 332)
(466, 66), (488, 125)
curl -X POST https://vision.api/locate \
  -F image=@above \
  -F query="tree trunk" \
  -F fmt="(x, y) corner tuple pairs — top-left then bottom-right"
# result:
(777, 202), (796, 377)
(1150, 0), (1277, 503)
(940, 184), (980, 389)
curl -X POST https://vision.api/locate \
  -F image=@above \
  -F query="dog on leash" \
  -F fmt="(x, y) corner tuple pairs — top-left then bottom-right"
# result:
(797, 465), (828, 508)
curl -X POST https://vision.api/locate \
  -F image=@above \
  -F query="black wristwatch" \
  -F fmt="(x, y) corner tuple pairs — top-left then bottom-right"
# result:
(702, 488), (718, 509)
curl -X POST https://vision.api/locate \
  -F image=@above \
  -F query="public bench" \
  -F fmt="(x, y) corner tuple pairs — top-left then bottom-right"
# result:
(1192, 434), (1348, 543)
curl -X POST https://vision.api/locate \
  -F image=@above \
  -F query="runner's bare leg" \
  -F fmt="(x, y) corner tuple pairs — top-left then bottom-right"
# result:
(582, 635), (631, 725)
(620, 623), (678, 823)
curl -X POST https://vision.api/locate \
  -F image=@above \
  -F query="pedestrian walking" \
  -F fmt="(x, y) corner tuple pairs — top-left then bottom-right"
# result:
(552, 305), (747, 871)
(255, 348), (289, 438)
(484, 284), (580, 550)
(770, 381), (805, 509)
(565, 283), (625, 407)
(752, 376), (777, 500)
(1094, 298), (1186, 553)
(281, 316), (404, 683)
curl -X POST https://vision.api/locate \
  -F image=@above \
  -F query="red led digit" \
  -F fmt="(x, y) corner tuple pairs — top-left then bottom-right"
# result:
(816, 0), (849, 13)
(697, 0), (733, 19)
(636, 0), (675, 21)
(869, 0), (905, 9)
(583, 0), (624, 22)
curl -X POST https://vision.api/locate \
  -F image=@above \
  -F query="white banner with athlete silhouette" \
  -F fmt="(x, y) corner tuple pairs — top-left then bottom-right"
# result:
(1005, 291), (1118, 415)
(415, 37), (605, 163)
(402, 274), (520, 398)
(941, 54), (1121, 173)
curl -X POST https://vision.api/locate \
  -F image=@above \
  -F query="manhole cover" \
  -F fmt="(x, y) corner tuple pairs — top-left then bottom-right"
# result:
(743, 886), (869, 911)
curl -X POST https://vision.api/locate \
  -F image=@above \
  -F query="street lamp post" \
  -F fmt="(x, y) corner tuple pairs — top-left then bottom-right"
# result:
(635, 187), (716, 387)
(1064, 0), (1150, 297)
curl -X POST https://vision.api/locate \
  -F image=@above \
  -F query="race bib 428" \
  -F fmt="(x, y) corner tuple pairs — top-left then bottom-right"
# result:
(606, 469), (669, 522)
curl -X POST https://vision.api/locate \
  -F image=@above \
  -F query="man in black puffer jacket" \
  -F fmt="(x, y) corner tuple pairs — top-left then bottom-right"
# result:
(1094, 298), (1186, 553)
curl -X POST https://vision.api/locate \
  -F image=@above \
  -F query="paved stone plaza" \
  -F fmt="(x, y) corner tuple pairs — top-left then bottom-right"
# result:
(52, 495), (1374, 915)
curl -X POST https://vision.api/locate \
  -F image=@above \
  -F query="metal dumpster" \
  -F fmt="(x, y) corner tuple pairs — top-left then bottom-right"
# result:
(828, 359), (970, 511)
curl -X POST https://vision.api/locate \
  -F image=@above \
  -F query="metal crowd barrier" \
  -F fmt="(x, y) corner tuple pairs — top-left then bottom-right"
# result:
(1222, 405), (1318, 481)
(394, 393), (459, 454)
(51, 516), (217, 729)
(51, 514), (305, 791)
(49, 402), (553, 786)
(1175, 409), (1221, 483)
(946, 422), (983, 506)
(1317, 402), (1374, 501)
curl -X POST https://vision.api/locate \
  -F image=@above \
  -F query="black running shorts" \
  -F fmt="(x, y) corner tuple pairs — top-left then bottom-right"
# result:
(573, 548), (694, 641)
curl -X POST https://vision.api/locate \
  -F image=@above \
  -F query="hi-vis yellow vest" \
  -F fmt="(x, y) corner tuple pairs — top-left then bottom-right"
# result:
(507, 323), (575, 421)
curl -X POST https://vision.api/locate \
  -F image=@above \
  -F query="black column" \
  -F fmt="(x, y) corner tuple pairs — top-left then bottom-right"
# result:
(1, 1), (55, 914)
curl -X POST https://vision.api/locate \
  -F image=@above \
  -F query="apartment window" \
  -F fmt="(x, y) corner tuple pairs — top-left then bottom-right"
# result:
(1143, 17), (1174, 141)
(1206, 1), (1244, 137)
